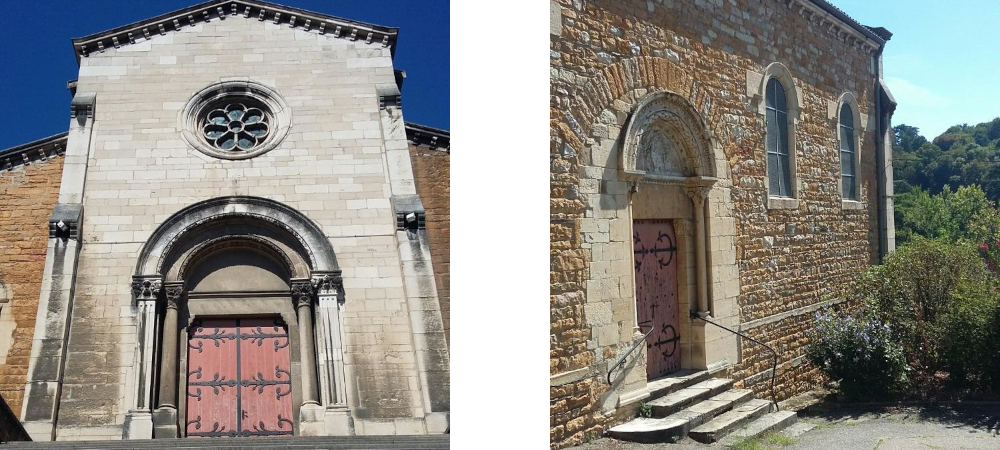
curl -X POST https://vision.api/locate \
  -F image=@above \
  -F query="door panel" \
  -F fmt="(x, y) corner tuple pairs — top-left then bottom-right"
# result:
(633, 220), (681, 379)
(185, 318), (293, 438)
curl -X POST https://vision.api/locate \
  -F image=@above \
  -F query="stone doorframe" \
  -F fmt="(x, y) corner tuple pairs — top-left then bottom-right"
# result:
(588, 89), (742, 411)
(123, 197), (352, 439)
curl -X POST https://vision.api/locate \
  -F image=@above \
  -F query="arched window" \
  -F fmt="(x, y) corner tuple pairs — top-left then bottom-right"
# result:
(839, 103), (857, 200)
(765, 78), (792, 197)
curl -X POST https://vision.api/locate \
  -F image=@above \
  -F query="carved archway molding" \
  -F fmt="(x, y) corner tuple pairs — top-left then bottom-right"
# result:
(620, 90), (719, 184)
(125, 196), (349, 440)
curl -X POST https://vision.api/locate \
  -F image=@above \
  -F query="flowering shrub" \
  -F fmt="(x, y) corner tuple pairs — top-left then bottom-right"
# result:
(806, 309), (909, 400)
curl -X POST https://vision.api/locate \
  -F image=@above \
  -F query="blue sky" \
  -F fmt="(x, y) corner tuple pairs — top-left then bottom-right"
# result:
(0, 0), (448, 150)
(832, 0), (1000, 139)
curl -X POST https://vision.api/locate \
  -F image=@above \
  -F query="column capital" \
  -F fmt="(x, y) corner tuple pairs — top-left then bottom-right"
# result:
(290, 278), (315, 307)
(163, 282), (184, 310)
(684, 185), (711, 204)
(131, 276), (162, 302)
(310, 271), (343, 297)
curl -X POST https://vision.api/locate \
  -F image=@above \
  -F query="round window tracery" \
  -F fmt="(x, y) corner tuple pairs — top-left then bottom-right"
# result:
(202, 102), (271, 152)
(180, 81), (291, 160)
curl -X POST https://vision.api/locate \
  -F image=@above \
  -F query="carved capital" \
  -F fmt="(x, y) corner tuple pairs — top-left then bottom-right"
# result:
(163, 282), (184, 309)
(131, 277), (162, 301)
(685, 185), (711, 205)
(310, 272), (343, 297)
(290, 279), (314, 307)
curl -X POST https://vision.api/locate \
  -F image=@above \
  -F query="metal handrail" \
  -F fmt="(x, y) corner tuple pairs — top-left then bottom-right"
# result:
(693, 313), (779, 411)
(606, 322), (655, 385)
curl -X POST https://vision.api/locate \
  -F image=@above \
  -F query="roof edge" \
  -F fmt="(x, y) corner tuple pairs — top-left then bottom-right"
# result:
(788, 0), (892, 48)
(71, 0), (399, 64)
(405, 122), (449, 153)
(0, 132), (69, 173)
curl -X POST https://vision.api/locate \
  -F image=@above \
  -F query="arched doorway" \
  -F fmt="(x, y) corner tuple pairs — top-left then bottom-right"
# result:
(127, 197), (348, 439)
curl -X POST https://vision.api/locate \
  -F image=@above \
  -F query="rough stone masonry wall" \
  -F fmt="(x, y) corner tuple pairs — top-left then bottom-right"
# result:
(0, 155), (64, 419)
(58, 17), (426, 438)
(408, 144), (450, 347)
(550, 0), (881, 447)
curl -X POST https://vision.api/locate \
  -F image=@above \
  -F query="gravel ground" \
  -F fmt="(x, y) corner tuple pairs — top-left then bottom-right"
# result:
(568, 404), (1000, 450)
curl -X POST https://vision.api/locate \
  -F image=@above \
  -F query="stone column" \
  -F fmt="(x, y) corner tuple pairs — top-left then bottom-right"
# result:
(686, 187), (710, 316)
(292, 279), (324, 435)
(124, 278), (161, 440)
(152, 282), (183, 438)
(20, 93), (95, 441)
(312, 272), (352, 435)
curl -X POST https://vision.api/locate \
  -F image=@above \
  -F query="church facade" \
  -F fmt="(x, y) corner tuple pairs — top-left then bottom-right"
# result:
(550, 0), (895, 447)
(0, 0), (449, 441)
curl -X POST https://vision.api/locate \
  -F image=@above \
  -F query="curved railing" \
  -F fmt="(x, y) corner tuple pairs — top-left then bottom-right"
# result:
(693, 314), (779, 411)
(606, 322), (655, 385)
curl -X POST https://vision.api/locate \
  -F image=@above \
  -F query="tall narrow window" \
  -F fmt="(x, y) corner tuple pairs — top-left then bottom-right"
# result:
(765, 78), (792, 197)
(839, 103), (857, 200)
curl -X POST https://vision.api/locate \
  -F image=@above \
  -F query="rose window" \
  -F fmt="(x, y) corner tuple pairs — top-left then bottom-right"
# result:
(202, 103), (271, 152)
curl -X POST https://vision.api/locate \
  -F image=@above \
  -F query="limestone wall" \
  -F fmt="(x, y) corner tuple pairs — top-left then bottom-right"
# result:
(59, 16), (429, 438)
(0, 152), (64, 419)
(408, 144), (450, 347)
(550, 0), (883, 447)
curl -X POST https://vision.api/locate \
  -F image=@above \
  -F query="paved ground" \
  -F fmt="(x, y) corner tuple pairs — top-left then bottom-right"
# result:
(570, 404), (1000, 450)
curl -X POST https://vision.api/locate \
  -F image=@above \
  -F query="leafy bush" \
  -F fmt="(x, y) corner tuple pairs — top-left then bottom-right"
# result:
(858, 238), (994, 374)
(806, 309), (909, 400)
(938, 281), (1000, 390)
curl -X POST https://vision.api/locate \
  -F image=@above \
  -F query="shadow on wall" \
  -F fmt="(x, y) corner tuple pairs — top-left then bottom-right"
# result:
(0, 393), (30, 442)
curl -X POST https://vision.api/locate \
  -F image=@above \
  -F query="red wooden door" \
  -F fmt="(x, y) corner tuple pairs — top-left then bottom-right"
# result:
(186, 318), (293, 438)
(633, 220), (681, 379)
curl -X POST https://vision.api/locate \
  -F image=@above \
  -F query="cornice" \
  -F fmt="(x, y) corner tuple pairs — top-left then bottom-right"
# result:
(0, 132), (68, 175)
(404, 122), (450, 153)
(792, 0), (886, 55)
(71, 0), (399, 63)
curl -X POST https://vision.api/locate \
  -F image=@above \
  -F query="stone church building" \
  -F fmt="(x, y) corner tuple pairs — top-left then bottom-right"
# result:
(0, 0), (449, 442)
(550, 0), (895, 447)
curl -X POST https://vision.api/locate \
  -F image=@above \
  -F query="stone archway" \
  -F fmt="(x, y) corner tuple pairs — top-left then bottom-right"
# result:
(125, 196), (349, 439)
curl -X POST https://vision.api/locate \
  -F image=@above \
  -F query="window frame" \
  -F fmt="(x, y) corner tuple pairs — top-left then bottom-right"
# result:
(835, 92), (865, 209)
(750, 62), (801, 210)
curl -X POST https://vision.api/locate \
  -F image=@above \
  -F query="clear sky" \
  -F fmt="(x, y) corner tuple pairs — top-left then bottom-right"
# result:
(0, 0), (448, 150)
(831, 0), (1000, 139)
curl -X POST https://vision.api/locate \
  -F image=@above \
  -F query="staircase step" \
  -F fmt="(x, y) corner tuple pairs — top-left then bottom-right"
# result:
(719, 410), (798, 446)
(648, 378), (734, 417)
(688, 398), (773, 443)
(0, 435), (450, 449)
(645, 369), (713, 399)
(781, 421), (816, 438)
(606, 388), (752, 443)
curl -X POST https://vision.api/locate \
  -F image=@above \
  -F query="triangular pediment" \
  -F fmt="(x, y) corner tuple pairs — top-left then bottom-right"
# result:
(70, 0), (398, 63)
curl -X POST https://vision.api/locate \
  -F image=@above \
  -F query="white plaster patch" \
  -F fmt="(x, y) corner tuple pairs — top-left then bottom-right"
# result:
(159, 56), (177, 65)
(79, 65), (128, 76)
(118, 41), (152, 53)
(243, 54), (264, 62)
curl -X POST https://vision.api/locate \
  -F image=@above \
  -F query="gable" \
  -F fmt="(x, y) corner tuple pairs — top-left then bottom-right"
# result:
(71, 0), (398, 62)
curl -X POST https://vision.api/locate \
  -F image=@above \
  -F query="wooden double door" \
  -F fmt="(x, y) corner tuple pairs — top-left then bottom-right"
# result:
(185, 318), (294, 438)
(633, 220), (682, 379)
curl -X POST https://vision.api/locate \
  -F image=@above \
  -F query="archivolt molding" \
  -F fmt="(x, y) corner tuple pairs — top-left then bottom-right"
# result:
(830, 91), (866, 135)
(134, 196), (338, 279)
(747, 62), (802, 119)
(173, 234), (306, 282)
(621, 90), (717, 181)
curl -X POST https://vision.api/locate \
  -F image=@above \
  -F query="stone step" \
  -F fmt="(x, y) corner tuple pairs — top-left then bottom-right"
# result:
(688, 398), (773, 443)
(781, 421), (816, 438)
(0, 435), (450, 450)
(648, 377), (734, 417)
(606, 388), (752, 443)
(718, 410), (798, 446)
(645, 369), (713, 399)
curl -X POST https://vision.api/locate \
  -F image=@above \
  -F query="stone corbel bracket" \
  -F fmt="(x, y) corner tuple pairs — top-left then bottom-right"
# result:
(72, 1), (399, 62)
(391, 194), (426, 231)
(70, 93), (96, 119)
(0, 132), (67, 175)
(404, 122), (450, 153)
(377, 83), (402, 110)
(49, 203), (83, 241)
